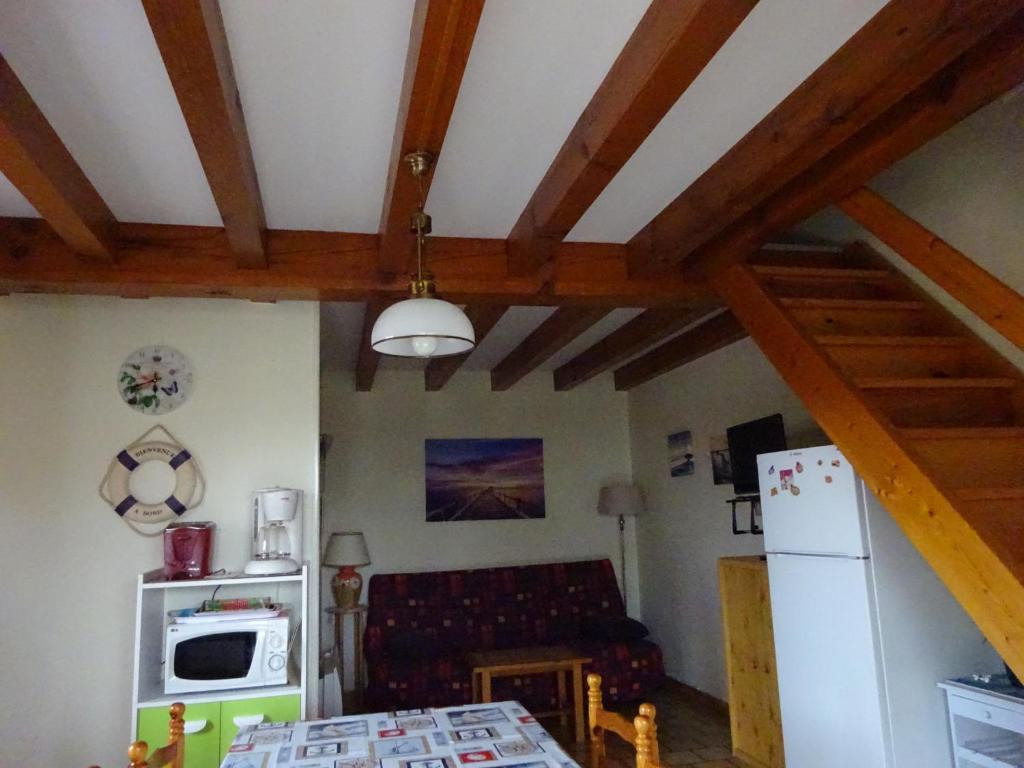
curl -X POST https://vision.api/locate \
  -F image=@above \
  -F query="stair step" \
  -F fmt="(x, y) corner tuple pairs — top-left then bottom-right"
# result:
(790, 305), (960, 337)
(815, 335), (969, 347)
(904, 427), (1024, 439)
(857, 377), (1019, 389)
(826, 343), (1008, 379)
(751, 265), (893, 279)
(910, 433), (1024, 490)
(957, 488), (1024, 501)
(779, 297), (925, 311)
(762, 273), (911, 301)
(750, 247), (881, 271)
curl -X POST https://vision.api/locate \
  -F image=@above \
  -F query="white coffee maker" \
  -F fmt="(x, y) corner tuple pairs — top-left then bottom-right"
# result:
(244, 487), (303, 575)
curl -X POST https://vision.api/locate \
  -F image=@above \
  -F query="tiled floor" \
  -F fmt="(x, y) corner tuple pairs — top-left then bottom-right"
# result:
(549, 682), (744, 768)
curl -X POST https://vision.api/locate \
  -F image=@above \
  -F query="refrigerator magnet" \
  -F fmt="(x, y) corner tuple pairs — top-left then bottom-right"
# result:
(779, 468), (793, 490)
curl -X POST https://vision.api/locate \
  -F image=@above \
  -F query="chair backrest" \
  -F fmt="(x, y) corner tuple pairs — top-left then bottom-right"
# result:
(127, 703), (185, 768)
(634, 713), (660, 768)
(587, 674), (658, 763)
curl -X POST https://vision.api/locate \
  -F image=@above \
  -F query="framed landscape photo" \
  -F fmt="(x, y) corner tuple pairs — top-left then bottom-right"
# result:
(667, 430), (695, 477)
(425, 439), (545, 522)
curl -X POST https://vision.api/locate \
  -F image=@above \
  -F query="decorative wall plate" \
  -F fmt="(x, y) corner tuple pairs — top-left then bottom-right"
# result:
(118, 345), (194, 414)
(100, 425), (205, 535)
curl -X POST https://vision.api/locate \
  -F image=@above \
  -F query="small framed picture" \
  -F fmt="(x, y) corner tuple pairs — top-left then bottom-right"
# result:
(370, 736), (431, 760)
(396, 716), (438, 731)
(308, 721), (370, 740)
(297, 742), (348, 758)
(451, 727), (499, 741)
(495, 740), (543, 757)
(401, 759), (456, 768)
(446, 708), (508, 727)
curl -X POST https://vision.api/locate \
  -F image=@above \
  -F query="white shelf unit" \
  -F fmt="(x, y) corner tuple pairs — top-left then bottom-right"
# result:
(941, 680), (1024, 768)
(130, 566), (309, 739)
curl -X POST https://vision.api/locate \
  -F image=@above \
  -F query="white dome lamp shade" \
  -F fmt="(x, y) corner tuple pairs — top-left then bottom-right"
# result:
(371, 151), (475, 358)
(371, 294), (475, 357)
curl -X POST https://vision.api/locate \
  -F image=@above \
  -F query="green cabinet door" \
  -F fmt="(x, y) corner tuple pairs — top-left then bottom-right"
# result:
(138, 701), (221, 768)
(219, 694), (301, 759)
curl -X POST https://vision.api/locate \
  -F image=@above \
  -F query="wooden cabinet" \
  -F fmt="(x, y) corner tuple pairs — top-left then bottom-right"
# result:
(718, 556), (785, 767)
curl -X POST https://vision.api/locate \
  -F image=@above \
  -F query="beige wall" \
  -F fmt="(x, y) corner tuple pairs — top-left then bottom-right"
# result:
(797, 94), (1024, 371)
(627, 337), (825, 700)
(319, 368), (639, 628)
(0, 296), (319, 767)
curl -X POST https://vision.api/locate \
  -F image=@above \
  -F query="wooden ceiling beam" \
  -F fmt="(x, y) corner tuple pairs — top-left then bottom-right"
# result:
(687, 14), (1024, 279)
(491, 307), (610, 391)
(839, 187), (1024, 350)
(424, 304), (508, 391)
(613, 310), (747, 390)
(553, 306), (706, 391)
(355, 299), (388, 392)
(142, 0), (267, 269)
(505, 0), (757, 278)
(627, 0), (1021, 275)
(378, 0), (485, 277)
(0, 56), (116, 262)
(0, 217), (715, 306)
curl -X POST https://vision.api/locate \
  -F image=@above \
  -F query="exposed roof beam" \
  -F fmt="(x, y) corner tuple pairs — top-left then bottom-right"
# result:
(491, 308), (610, 391)
(839, 187), (1024, 350)
(0, 217), (715, 306)
(378, 0), (485, 277)
(0, 55), (116, 261)
(687, 13), (1024, 278)
(355, 300), (388, 392)
(424, 304), (508, 391)
(627, 0), (1021, 275)
(553, 307), (706, 391)
(142, 0), (267, 268)
(613, 310), (746, 390)
(505, 0), (757, 277)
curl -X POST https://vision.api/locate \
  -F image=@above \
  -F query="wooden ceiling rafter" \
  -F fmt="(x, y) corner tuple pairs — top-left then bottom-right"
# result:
(687, 12), (1024, 279)
(490, 307), (610, 391)
(378, 0), (485, 278)
(423, 303), (508, 391)
(505, 0), (758, 278)
(0, 55), (116, 262)
(612, 309), (747, 391)
(552, 306), (709, 391)
(627, 0), (1024, 276)
(0, 217), (715, 306)
(355, 299), (389, 392)
(142, 0), (267, 269)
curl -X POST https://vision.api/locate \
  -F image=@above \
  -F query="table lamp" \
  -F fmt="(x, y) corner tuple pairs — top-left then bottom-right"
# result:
(323, 532), (371, 609)
(598, 483), (643, 611)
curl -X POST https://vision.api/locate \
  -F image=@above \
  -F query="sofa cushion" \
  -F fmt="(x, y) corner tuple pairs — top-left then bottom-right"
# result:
(382, 630), (449, 662)
(579, 615), (650, 643)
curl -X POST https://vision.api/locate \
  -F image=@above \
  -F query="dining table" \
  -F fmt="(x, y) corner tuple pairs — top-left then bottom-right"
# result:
(219, 700), (582, 768)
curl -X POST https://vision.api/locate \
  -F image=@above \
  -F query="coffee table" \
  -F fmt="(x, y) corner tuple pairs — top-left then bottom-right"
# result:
(464, 645), (592, 742)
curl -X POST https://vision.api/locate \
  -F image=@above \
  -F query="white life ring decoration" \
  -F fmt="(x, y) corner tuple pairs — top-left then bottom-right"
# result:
(100, 425), (205, 534)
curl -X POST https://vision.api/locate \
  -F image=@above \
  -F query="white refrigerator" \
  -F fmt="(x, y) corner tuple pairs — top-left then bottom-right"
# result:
(757, 445), (998, 768)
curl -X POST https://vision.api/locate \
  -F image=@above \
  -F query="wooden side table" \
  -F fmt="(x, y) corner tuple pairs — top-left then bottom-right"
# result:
(326, 604), (368, 711)
(464, 646), (592, 743)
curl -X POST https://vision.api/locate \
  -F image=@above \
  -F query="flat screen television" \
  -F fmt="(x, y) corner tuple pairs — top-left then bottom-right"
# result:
(727, 413), (787, 496)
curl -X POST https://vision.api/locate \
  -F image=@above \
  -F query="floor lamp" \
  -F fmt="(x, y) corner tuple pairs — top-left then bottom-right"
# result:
(598, 483), (644, 612)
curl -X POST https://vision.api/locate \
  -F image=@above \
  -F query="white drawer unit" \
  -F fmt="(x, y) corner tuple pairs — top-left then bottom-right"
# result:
(940, 679), (1024, 768)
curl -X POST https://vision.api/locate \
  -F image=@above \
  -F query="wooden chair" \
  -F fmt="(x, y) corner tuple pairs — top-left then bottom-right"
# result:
(586, 673), (658, 765)
(127, 702), (186, 768)
(634, 713), (660, 768)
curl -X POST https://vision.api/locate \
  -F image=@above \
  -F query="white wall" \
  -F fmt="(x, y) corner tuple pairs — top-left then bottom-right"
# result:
(319, 368), (639, 625)
(796, 94), (1024, 371)
(0, 296), (319, 767)
(627, 337), (826, 700)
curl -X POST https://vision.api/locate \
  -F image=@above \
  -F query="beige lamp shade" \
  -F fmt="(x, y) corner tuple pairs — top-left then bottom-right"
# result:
(598, 483), (644, 518)
(323, 532), (370, 568)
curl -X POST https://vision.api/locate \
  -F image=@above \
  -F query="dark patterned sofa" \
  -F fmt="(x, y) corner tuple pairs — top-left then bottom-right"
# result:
(363, 559), (663, 711)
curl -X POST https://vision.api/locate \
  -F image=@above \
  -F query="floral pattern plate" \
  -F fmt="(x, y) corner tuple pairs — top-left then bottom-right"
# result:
(118, 345), (194, 414)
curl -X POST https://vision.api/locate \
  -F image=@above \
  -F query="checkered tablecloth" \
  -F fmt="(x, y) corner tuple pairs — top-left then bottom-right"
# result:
(221, 701), (581, 768)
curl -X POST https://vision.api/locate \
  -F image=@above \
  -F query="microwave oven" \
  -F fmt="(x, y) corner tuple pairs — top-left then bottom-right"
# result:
(164, 614), (290, 694)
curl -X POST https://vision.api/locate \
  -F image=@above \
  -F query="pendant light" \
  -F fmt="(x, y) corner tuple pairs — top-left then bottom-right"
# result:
(371, 152), (475, 358)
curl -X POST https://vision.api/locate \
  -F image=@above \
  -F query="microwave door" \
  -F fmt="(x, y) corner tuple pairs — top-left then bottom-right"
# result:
(173, 631), (258, 683)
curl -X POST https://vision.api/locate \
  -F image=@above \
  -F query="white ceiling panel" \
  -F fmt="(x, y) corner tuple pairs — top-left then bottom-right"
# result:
(539, 308), (644, 371)
(460, 306), (557, 370)
(567, 0), (888, 243)
(220, 0), (414, 233)
(425, 0), (652, 238)
(0, 0), (220, 225)
(0, 174), (38, 218)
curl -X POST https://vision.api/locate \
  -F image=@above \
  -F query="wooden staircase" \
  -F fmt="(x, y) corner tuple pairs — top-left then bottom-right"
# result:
(712, 245), (1024, 676)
